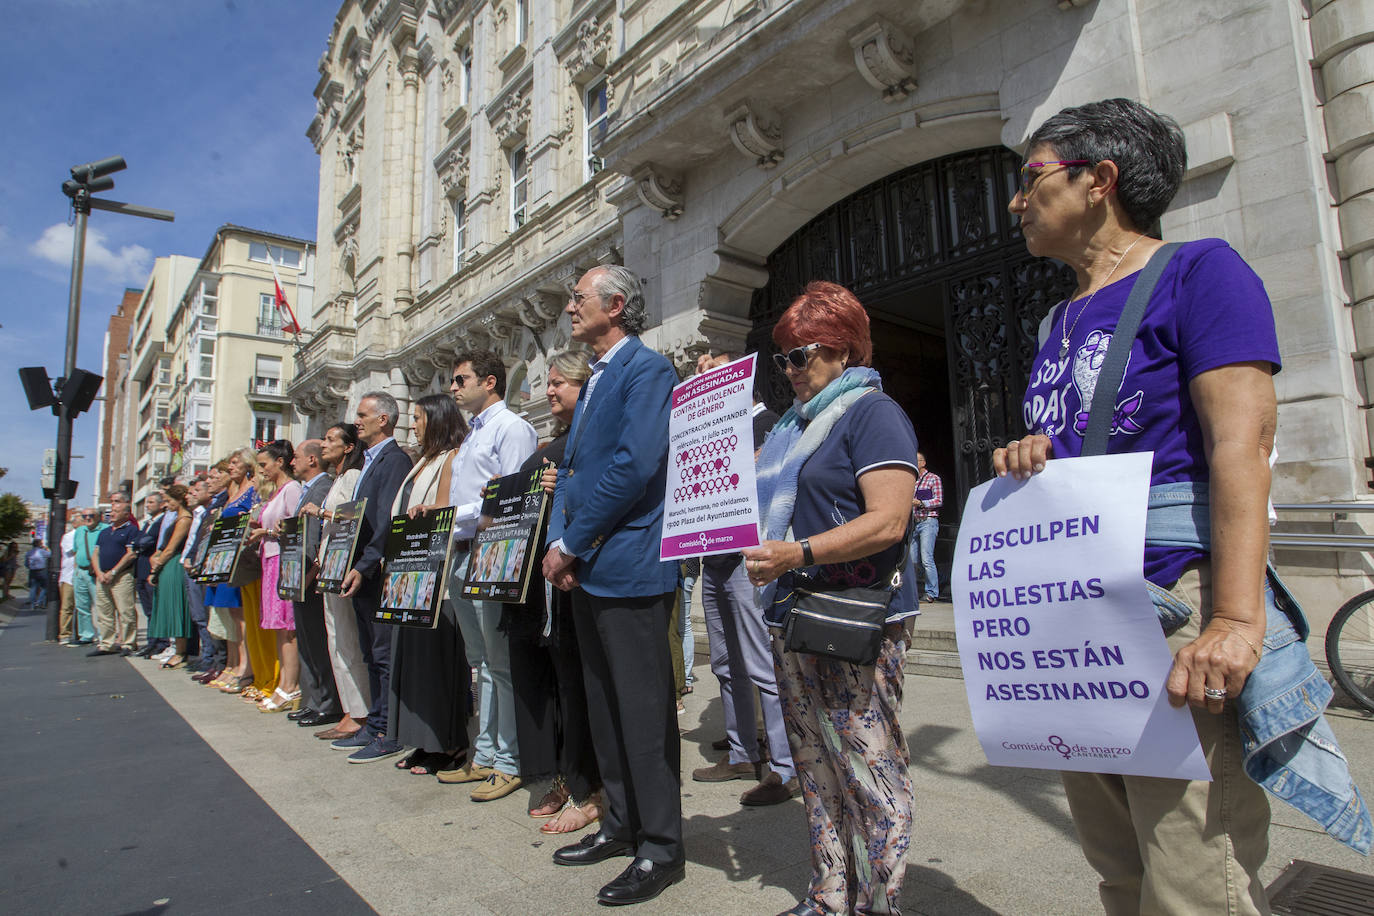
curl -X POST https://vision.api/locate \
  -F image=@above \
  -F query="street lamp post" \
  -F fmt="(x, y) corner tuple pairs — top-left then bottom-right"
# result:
(22, 157), (174, 641)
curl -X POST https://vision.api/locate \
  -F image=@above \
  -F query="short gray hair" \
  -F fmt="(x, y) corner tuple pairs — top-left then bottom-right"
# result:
(591, 265), (648, 336)
(360, 390), (400, 431)
(1026, 98), (1186, 232)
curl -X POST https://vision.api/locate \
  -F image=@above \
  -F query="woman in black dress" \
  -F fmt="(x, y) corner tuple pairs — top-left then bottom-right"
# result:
(509, 349), (603, 833)
(388, 394), (471, 774)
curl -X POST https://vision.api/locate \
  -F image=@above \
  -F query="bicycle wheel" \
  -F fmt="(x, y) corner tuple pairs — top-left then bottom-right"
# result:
(1326, 589), (1374, 714)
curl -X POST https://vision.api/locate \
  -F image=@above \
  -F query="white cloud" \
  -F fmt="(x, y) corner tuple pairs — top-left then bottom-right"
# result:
(29, 223), (152, 286)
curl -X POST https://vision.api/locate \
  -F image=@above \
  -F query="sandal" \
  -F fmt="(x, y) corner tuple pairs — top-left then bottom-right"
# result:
(220, 674), (251, 695)
(161, 656), (185, 669)
(408, 751), (456, 776)
(540, 794), (601, 834)
(529, 780), (571, 818)
(395, 749), (429, 771)
(259, 688), (301, 713)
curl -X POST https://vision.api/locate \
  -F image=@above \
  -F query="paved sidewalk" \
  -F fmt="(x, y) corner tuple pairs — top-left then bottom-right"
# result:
(7, 589), (1371, 915)
(0, 600), (374, 916)
(126, 623), (1373, 915)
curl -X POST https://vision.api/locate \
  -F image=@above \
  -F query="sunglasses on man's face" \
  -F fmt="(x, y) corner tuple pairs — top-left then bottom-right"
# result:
(772, 343), (823, 373)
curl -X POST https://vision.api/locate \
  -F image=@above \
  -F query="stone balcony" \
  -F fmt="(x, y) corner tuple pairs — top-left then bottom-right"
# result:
(597, 0), (964, 187)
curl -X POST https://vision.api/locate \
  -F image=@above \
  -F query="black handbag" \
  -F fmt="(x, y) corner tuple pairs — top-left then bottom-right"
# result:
(782, 538), (908, 666)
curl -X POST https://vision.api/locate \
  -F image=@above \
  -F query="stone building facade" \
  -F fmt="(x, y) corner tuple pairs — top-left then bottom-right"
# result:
(290, 0), (1374, 623)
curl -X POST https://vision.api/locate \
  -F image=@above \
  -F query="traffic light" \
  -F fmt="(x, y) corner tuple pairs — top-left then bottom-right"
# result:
(62, 156), (125, 201)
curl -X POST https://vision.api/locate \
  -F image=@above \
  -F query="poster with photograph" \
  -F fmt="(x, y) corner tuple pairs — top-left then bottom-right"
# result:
(276, 516), (313, 603)
(316, 499), (365, 595)
(377, 507), (456, 627)
(185, 508), (220, 579)
(461, 466), (549, 603)
(197, 513), (250, 585)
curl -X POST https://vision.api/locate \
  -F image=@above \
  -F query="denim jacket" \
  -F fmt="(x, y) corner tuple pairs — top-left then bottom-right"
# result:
(1145, 481), (1371, 854)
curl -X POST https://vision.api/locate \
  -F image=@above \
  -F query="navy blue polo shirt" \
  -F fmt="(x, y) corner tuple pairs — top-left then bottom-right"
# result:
(96, 520), (140, 572)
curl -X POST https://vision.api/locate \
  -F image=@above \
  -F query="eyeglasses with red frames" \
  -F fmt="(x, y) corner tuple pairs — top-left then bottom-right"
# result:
(1017, 159), (1093, 198)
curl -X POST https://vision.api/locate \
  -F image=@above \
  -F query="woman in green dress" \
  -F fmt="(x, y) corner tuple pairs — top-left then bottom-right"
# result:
(148, 483), (194, 667)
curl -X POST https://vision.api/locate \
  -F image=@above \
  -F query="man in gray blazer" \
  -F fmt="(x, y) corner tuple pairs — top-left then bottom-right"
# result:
(287, 440), (340, 729)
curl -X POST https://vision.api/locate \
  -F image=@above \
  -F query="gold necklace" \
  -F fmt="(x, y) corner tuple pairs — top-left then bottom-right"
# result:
(1059, 235), (1145, 359)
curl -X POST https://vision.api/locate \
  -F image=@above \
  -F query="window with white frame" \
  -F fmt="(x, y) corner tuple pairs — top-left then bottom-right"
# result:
(248, 242), (301, 268)
(253, 355), (282, 395)
(157, 357), (171, 386)
(510, 145), (528, 230)
(451, 198), (467, 274)
(253, 414), (278, 444)
(258, 293), (284, 337)
(584, 80), (608, 179)
(458, 46), (472, 108)
(198, 337), (214, 378)
(516, 0), (529, 44)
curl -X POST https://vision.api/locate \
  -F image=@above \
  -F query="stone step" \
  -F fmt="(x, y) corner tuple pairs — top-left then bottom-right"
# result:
(906, 648), (964, 679)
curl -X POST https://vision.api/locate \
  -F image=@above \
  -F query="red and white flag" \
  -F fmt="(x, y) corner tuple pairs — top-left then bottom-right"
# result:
(264, 248), (301, 335)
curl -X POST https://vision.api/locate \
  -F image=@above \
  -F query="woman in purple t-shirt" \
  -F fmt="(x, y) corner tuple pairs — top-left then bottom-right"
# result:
(995, 98), (1278, 914)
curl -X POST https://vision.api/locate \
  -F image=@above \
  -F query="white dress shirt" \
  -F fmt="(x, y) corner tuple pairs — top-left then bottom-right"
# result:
(59, 529), (76, 585)
(446, 400), (538, 540)
(581, 335), (632, 405)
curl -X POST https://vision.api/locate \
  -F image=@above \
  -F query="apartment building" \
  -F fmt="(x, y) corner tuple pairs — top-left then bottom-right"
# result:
(165, 225), (316, 475)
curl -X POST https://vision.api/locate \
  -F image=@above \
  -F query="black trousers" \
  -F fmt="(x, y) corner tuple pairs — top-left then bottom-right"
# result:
(572, 589), (681, 865)
(509, 589), (599, 799)
(352, 577), (392, 736)
(294, 590), (339, 716)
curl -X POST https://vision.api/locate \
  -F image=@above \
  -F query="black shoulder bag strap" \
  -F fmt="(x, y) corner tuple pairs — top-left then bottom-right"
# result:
(1081, 242), (1182, 457)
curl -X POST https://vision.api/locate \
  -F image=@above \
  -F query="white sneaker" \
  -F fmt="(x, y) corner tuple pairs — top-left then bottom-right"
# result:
(153, 646), (175, 662)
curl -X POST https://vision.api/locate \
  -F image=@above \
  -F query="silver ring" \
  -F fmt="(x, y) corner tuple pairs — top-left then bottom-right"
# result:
(1203, 687), (1227, 700)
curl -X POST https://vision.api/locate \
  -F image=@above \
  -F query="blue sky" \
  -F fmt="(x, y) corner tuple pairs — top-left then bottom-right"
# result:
(0, 0), (339, 511)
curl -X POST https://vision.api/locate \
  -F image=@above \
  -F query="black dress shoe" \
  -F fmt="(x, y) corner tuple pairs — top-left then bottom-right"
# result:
(552, 831), (633, 866)
(87, 647), (118, 657)
(298, 711), (343, 728)
(133, 645), (155, 658)
(596, 857), (684, 906)
(286, 707), (317, 721)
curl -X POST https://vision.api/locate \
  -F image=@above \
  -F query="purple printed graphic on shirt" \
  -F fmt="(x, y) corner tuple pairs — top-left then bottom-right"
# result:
(1020, 239), (1282, 587)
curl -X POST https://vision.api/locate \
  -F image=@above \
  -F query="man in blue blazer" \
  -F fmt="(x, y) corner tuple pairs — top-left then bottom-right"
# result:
(542, 265), (683, 906)
(340, 391), (414, 763)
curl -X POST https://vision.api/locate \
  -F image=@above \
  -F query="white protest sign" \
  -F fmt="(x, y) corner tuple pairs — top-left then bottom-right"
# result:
(953, 452), (1209, 780)
(660, 354), (761, 560)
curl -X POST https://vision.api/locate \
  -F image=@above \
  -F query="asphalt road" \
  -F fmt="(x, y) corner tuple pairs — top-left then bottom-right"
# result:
(0, 601), (375, 916)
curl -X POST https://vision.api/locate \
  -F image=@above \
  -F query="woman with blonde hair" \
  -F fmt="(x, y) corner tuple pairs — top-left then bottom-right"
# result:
(205, 451), (263, 694)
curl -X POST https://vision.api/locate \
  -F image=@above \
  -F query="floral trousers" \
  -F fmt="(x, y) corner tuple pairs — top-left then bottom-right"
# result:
(773, 633), (913, 915)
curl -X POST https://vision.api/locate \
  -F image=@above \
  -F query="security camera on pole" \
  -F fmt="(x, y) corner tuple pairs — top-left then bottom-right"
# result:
(17, 156), (173, 640)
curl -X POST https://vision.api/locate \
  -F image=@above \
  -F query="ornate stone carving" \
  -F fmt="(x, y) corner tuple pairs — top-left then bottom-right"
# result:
(725, 101), (783, 169)
(517, 291), (564, 333)
(342, 123), (365, 183)
(565, 16), (612, 83)
(366, 8), (385, 40)
(632, 164), (685, 220)
(849, 18), (917, 102)
(437, 149), (469, 198)
(491, 90), (532, 147)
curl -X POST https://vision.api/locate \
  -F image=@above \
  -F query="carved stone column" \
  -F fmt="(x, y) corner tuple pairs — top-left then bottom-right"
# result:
(395, 51), (422, 314)
(1313, 0), (1374, 453)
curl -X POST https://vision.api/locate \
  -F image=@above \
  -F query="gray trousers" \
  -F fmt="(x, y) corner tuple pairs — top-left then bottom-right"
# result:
(701, 558), (795, 780)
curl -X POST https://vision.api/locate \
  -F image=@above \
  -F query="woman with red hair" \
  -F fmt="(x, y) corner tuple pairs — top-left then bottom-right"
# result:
(743, 281), (918, 916)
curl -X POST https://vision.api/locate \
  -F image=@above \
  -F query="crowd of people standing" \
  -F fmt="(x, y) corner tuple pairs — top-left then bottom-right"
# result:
(27, 96), (1372, 915)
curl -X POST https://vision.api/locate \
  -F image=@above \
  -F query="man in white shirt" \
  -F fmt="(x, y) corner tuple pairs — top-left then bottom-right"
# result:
(58, 510), (79, 643)
(437, 348), (538, 801)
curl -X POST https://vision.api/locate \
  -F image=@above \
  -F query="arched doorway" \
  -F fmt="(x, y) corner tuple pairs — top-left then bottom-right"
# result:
(747, 146), (1075, 515)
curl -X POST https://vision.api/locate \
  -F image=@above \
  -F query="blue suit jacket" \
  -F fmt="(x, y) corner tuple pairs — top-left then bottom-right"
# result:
(549, 335), (677, 598)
